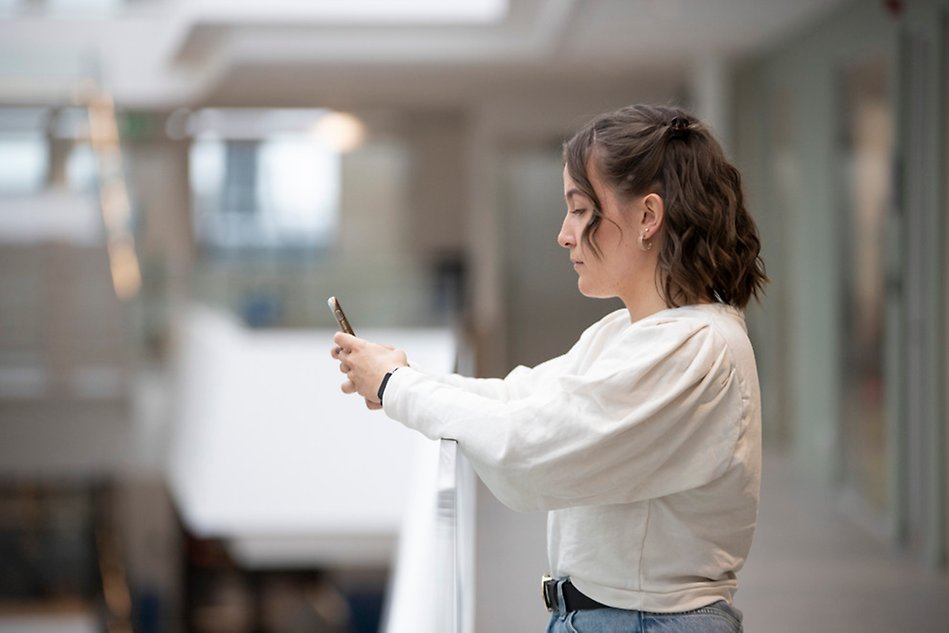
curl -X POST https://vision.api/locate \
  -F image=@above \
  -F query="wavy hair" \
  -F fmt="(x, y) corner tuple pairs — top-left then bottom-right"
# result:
(563, 104), (767, 309)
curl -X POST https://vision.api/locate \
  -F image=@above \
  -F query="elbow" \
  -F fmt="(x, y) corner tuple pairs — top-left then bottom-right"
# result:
(477, 461), (561, 513)
(490, 485), (548, 513)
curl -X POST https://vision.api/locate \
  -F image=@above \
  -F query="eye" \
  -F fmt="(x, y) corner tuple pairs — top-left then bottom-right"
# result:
(570, 208), (587, 216)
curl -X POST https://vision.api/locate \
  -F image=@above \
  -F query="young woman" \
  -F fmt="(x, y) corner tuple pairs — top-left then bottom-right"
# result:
(332, 104), (767, 632)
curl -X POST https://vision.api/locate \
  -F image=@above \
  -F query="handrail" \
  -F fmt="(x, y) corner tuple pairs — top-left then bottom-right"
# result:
(382, 437), (475, 633)
(83, 86), (142, 301)
(438, 320), (476, 633)
(435, 439), (476, 633)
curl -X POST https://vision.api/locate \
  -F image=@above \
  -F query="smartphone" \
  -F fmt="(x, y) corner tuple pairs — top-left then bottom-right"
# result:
(327, 296), (355, 335)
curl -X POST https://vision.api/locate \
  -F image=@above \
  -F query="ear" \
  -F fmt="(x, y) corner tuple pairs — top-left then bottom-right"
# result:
(640, 193), (665, 234)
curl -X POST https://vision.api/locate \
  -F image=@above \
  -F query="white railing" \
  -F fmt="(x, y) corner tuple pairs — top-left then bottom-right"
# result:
(383, 438), (476, 633)
(436, 439), (476, 633)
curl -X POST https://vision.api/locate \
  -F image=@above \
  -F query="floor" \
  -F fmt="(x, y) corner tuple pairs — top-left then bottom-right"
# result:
(738, 451), (949, 632)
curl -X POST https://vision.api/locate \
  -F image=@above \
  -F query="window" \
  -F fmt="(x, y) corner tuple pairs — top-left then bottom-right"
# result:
(188, 109), (348, 252)
(65, 143), (97, 192)
(0, 108), (49, 194)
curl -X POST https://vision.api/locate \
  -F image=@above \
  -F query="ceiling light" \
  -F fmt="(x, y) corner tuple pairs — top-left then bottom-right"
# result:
(309, 111), (366, 153)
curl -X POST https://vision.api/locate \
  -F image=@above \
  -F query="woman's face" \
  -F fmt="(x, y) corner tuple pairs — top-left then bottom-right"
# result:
(559, 163), (659, 301)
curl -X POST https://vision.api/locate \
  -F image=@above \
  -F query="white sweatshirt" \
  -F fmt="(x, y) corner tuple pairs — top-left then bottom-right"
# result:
(382, 303), (761, 613)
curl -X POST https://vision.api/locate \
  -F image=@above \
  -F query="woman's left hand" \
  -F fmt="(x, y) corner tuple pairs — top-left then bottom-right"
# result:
(331, 332), (409, 407)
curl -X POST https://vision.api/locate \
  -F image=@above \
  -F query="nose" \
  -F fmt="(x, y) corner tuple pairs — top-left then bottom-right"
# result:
(557, 214), (575, 249)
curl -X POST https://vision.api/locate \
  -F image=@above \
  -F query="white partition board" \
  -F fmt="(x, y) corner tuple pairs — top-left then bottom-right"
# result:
(167, 306), (455, 567)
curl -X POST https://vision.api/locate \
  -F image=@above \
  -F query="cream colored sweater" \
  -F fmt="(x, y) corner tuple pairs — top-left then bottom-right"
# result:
(382, 303), (761, 612)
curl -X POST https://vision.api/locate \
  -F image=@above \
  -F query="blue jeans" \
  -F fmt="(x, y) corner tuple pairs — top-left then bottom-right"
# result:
(544, 580), (743, 633)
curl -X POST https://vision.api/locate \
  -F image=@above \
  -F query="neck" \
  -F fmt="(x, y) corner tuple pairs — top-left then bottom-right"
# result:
(623, 291), (669, 323)
(620, 271), (669, 323)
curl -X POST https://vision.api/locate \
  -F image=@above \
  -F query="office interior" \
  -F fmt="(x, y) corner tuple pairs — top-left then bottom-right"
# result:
(1, 0), (948, 631)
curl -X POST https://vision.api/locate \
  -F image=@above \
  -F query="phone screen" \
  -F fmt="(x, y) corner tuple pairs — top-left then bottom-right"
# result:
(327, 296), (355, 335)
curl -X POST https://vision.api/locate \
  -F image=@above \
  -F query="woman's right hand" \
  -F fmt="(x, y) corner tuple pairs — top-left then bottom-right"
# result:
(331, 334), (406, 410)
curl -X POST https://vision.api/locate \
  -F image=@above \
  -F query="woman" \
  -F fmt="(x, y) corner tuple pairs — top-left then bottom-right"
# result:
(331, 104), (767, 632)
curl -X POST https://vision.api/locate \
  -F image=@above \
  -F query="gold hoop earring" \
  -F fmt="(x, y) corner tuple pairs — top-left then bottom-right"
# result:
(639, 230), (653, 252)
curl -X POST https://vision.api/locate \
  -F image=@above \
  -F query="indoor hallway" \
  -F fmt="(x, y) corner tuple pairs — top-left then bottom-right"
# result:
(739, 450), (949, 632)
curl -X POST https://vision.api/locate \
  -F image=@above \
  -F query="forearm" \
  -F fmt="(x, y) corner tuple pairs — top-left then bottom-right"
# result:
(418, 370), (517, 401)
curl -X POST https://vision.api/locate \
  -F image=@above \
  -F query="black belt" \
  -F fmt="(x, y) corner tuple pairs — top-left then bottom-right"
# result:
(542, 576), (609, 612)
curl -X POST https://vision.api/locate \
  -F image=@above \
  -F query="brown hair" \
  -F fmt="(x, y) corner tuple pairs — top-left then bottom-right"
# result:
(563, 104), (767, 309)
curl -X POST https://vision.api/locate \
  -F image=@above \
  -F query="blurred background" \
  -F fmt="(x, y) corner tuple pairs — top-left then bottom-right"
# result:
(1, 0), (948, 632)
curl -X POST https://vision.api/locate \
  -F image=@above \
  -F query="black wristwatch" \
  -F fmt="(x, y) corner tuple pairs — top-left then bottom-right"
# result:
(377, 367), (400, 404)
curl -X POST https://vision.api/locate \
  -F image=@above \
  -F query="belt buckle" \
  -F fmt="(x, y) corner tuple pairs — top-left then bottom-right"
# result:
(541, 574), (555, 612)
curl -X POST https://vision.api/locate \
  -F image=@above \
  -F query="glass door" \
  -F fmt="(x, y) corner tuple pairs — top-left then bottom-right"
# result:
(837, 57), (892, 516)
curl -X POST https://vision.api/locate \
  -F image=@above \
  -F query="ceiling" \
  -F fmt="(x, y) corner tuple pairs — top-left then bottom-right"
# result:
(0, 0), (849, 109)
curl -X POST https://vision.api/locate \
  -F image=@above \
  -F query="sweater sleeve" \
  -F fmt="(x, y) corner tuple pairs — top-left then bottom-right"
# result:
(410, 354), (572, 402)
(418, 372), (521, 400)
(382, 318), (743, 512)
(405, 319), (597, 401)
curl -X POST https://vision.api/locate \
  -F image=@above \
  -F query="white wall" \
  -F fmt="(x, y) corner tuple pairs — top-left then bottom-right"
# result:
(167, 306), (456, 565)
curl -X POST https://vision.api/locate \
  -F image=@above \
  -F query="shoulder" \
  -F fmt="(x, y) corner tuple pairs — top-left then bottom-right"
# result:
(578, 305), (728, 360)
(616, 304), (749, 370)
(638, 303), (746, 343)
(578, 305), (749, 370)
(638, 303), (757, 381)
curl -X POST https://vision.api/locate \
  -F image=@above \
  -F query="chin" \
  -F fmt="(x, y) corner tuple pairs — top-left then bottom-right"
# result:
(577, 279), (605, 298)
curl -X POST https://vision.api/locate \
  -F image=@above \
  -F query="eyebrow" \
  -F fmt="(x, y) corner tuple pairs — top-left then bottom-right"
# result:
(564, 188), (584, 200)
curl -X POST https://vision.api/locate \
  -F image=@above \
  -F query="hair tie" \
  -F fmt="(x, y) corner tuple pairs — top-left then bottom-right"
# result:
(668, 116), (690, 140)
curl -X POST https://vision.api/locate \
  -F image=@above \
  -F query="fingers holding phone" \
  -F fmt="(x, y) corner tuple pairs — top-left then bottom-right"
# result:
(328, 297), (368, 403)
(327, 296), (408, 407)
(335, 337), (408, 402)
